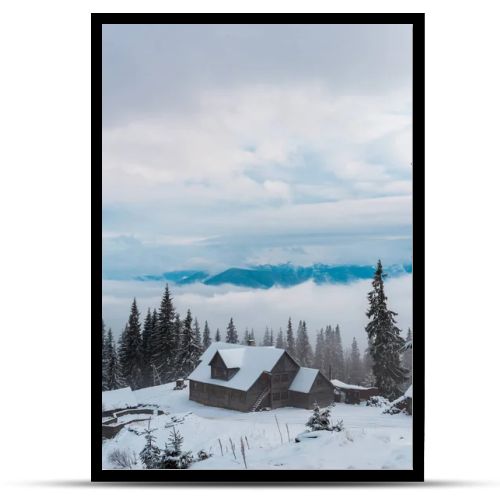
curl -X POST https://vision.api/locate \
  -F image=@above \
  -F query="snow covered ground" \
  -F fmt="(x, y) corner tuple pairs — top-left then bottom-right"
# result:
(102, 383), (412, 470)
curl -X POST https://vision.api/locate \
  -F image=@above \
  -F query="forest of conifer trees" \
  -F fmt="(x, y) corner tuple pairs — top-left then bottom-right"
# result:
(102, 262), (411, 399)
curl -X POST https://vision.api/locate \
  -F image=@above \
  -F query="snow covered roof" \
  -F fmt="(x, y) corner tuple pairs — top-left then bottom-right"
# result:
(331, 379), (376, 391)
(216, 348), (246, 369)
(102, 386), (138, 411)
(288, 367), (319, 393)
(189, 342), (285, 391)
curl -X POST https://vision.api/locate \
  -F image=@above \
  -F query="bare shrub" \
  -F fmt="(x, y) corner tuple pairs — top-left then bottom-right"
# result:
(108, 448), (137, 469)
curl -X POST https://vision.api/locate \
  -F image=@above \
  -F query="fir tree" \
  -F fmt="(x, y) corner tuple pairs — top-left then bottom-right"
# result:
(104, 328), (122, 390)
(402, 328), (413, 373)
(286, 318), (296, 358)
(242, 328), (250, 345)
(324, 325), (335, 379)
(139, 423), (161, 469)
(296, 320), (314, 367)
(177, 309), (203, 378)
(365, 260), (407, 399)
(202, 321), (212, 350)
(215, 328), (221, 342)
(306, 404), (333, 432)
(168, 427), (183, 455)
(193, 318), (202, 346)
(158, 428), (193, 469)
(270, 329), (274, 346)
(333, 325), (345, 380)
(362, 335), (375, 386)
(170, 313), (183, 380)
(151, 284), (176, 383)
(349, 337), (363, 385)
(275, 328), (285, 349)
(314, 329), (326, 373)
(226, 318), (238, 344)
(344, 347), (351, 383)
(262, 327), (272, 346)
(141, 309), (154, 387)
(119, 298), (143, 389)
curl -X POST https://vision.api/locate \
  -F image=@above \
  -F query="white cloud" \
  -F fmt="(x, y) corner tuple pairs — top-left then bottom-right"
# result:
(102, 275), (412, 351)
(102, 84), (411, 205)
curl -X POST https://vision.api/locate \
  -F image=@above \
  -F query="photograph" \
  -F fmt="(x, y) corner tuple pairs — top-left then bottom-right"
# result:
(97, 15), (423, 480)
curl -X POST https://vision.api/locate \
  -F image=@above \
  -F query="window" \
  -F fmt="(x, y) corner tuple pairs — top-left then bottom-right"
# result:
(272, 392), (280, 401)
(281, 391), (288, 400)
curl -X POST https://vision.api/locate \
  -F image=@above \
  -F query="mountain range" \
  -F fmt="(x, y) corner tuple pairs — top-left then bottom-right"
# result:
(135, 263), (412, 289)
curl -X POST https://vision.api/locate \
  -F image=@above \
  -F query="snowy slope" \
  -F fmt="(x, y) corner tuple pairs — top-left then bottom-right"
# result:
(102, 382), (412, 470)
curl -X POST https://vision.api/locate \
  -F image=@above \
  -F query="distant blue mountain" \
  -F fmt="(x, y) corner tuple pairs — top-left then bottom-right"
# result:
(135, 263), (412, 289)
(137, 270), (210, 284)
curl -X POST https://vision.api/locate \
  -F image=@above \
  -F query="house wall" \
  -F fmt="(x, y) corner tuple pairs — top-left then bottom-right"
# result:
(245, 372), (271, 410)
(289, 390), (310, 409)
(268, 352), (300, 409)
(189, 379), (250, 412)
(289, 373), (336, 409)
(308, 374), (336, 408)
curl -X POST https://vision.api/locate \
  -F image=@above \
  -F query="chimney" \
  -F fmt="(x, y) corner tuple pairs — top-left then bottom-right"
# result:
(247, 339), (256, 347)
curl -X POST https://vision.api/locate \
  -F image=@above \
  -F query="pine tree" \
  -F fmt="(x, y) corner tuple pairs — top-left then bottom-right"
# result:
(193, 318), (202, 346)
(168, 313), (183, 380)
(275, 328), (285, 349)
(333, 325), (345, 380)
(324, 325), (334, 379)
(202, 321), (212, 350)
(139, 423), (161, 469)
(296, 321), (313, 367)
(402, 328), (413, 387)
(349, 337), (363, 385)
(365, 260), (407, 399)
(286, 318), (296, 358)
(168, 427), (184, 455)
(344, 347), (351, 383)
(141, 309), (154, 387)
(225, 318), (238, 344)
(105, 328), (123, 390)
(270, 329), (274, 346)
(177, 309), (203, 378)
(151, 284), (176, 383)
(118, 298), (143, 389)
(242, 328), (250, 345)
(215, 328), (221, 342)
(362, 335), (375, 386)
(158, 427), (193, 470)
(314, 329), (326, 373)
(262, 327), (272, 346)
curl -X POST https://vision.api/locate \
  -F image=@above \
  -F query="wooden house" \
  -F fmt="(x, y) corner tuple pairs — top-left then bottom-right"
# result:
(331, 379), (379, 404)
(188, 342), (337, 412)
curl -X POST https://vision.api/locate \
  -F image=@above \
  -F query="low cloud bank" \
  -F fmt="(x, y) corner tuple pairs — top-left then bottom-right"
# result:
(102, 275), (412, 350)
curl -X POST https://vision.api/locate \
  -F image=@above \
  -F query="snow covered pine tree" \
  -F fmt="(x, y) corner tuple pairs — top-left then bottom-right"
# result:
(365, 260), (408, 400)
(226, 317), (238, 344)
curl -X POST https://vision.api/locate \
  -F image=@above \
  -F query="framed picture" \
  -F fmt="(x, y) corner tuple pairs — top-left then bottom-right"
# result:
(93, 13), (424, 482)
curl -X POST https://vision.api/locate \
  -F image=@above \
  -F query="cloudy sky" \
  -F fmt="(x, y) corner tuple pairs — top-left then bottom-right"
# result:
(102, 24), (413, 342)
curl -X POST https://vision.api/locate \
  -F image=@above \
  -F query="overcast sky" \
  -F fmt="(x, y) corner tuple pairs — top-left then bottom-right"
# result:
(102, 24), (412, 277)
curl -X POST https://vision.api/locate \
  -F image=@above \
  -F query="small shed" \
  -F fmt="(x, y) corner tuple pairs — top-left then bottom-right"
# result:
(331, 379), (378, 404)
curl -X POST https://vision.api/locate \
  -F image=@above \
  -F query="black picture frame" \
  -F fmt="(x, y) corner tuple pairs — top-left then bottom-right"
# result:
(92, 12), (424, 483)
